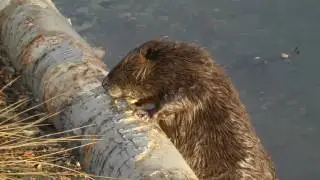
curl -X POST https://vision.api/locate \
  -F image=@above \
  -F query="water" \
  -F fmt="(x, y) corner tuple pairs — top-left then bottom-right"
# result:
(54, 0), (320, 179)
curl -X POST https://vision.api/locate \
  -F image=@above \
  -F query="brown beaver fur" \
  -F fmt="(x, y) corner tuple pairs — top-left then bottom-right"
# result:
(102, 40), (277, 180)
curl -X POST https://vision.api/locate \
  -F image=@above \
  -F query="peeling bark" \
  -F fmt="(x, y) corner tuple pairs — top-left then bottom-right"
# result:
(0, 0), (198, 179)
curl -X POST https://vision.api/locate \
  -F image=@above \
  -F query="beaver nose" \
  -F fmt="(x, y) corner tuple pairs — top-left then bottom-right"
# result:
(102, 76), (110, 88)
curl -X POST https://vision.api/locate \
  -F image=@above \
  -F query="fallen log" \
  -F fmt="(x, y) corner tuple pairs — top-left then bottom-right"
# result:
(0, 0), (198, 179)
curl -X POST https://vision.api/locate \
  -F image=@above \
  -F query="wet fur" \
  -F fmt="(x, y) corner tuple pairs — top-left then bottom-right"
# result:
(103, 40), (277, 179)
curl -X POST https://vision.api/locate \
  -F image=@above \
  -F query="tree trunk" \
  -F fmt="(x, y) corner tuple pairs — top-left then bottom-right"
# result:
(0, 0), (198, 179)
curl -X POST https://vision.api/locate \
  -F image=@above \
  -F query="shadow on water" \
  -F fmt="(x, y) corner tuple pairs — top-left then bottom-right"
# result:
(54, 0), (320, 179)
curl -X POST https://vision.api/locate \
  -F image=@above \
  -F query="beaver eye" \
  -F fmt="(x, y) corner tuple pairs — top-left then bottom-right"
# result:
(145, 48), (161, 61)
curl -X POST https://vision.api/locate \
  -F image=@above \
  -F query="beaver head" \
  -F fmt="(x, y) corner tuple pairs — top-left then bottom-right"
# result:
(102, 39), (216, 105)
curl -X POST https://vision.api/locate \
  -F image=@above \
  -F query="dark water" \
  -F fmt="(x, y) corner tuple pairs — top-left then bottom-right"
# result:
(54, 0), (320, 179)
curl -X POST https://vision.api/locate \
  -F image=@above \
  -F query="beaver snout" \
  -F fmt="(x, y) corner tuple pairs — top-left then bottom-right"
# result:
(102, 76), (123, 98)
(107, 85), (124, 98)
(102, 75), (110, 88)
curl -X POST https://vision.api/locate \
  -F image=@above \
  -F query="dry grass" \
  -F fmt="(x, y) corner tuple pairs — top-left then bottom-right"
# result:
(0, 63), (99, 179)
(0, 83), (98, 180)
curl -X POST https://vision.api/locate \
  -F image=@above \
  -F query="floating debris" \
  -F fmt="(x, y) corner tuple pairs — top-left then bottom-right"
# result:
(280, 53), (289, 59)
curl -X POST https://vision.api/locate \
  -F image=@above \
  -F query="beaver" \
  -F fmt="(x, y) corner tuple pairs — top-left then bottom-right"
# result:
(102, 40), (277, 180)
